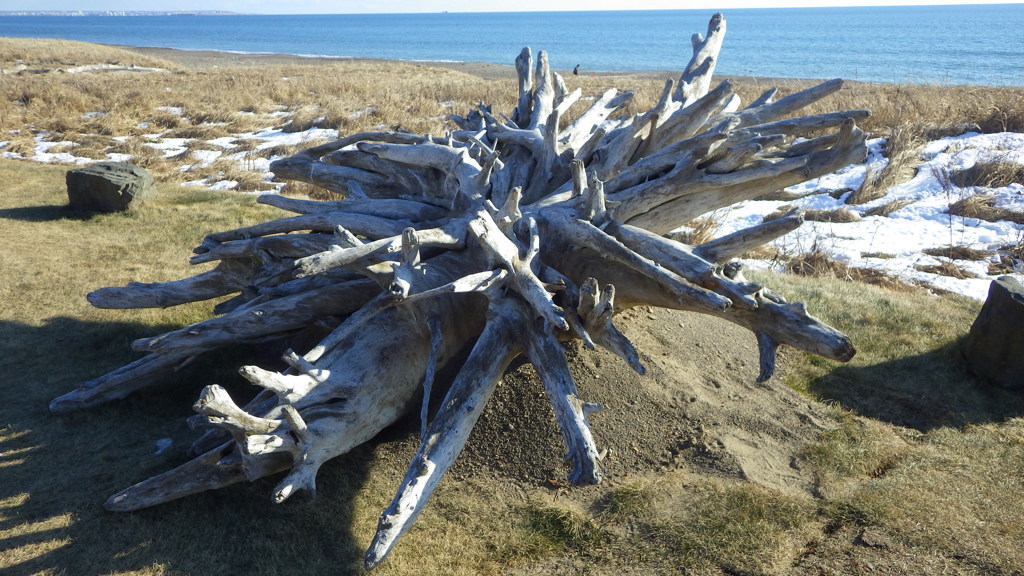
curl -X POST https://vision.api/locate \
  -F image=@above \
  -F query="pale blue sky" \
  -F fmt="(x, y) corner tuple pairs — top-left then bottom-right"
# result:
(5, 0), (1023, 14)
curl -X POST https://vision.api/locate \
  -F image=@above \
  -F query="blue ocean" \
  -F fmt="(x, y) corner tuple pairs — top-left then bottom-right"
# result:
(2, 5), (1022, 86)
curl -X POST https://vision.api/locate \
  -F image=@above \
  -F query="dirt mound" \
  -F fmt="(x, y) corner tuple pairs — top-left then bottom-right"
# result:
(434, 306), (835, 498)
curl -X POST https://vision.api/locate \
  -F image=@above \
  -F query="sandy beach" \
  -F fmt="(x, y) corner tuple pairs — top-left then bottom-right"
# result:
(116, 43), (746, 83)
(118, 44), (521, 78)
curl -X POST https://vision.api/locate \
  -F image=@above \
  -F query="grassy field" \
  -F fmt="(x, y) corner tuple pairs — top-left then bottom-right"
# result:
(2, 39), (1024, 576)
(3, 40), (1024, 193)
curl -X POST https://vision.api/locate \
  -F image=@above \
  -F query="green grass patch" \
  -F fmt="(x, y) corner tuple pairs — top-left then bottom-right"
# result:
(826, 422), (1024, 574)
(521, 502), (607, 555)
(596, 483), (654, 521)
(650, 481), (815, 575)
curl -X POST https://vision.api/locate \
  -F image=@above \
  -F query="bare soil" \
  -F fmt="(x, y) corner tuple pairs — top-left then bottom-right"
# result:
(371, 305), (831, 503)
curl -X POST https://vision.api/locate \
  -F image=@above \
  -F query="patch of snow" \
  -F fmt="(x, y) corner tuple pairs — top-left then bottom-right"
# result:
(205, 137), (239, 149)
(146, 137), (191, 158)
(349, 106), (377, 119)
(247, 126), (339, 148)
(33, 136), (92, 164)
(207, 179), (238, 190)
(711, 132), (1024, 300)
(189, 149), (222, 166)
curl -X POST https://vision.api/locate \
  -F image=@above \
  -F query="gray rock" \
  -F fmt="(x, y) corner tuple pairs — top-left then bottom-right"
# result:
(962, 276), (1024, 390)
(66, 162), (155, 213)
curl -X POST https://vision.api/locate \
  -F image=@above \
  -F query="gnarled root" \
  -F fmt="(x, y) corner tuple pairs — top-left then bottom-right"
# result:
(67, 13), (864, 570)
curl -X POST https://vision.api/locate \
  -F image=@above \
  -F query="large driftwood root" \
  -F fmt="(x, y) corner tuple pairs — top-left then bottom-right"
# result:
(58, 13), (865, 569)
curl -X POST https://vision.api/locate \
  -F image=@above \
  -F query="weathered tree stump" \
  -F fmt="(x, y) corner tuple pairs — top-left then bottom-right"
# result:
(55, 14), (867, 569)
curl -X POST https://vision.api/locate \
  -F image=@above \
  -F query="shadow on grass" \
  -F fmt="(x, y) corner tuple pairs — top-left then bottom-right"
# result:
(0, 204), (95, 222)
(0, 316), (374, 576)
(807, 338), (1024, 431)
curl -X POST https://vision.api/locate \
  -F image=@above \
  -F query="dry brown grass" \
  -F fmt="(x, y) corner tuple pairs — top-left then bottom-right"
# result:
(815, 81), (1024, 135)
(951, 158), (1024, 188)
(5, 36), (1023, 197)
(280, 180), (343, 200)
(0, 50), (526, 185)
(0, 37), (179, 70)
(948, 194), (1024, 224)
(847, 122), (924, 205)
(863, 198), (916, 217)
(187, 158), (275, 192)
(785, 249), (921, 293)
(914, 260), (973, 279)
(805, 207), (862, 223)
(765, 205), (862, 223)
(922, 245), (993, 260)
(666, 216), (721, 245)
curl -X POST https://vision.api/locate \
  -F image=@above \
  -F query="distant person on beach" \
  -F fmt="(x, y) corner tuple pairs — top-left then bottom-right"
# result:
(573, 64), (579, 75)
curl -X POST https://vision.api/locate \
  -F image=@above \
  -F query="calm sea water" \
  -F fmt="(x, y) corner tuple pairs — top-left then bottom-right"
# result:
(2, 5), (1022, 86)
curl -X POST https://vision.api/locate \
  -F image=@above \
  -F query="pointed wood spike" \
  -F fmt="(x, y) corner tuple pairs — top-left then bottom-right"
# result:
(419, 318), (443, 440)
(105, 443), (290, 512)
(527, 320), (603, 485)
(364, 305), (522, 570)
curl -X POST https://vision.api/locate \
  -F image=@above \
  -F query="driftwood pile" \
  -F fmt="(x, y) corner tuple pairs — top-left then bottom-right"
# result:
(52, 14), (865, 568)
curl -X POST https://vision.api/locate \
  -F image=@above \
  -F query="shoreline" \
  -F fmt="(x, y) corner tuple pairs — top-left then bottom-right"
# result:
(116, 44), (818, 86)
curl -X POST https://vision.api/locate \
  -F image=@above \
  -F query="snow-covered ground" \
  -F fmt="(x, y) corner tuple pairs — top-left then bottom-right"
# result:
(4, 115), (1023, 301)
(713, 132), (1024, 300)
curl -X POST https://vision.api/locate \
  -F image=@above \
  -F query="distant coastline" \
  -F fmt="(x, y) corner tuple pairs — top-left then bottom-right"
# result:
(0, 11), (241, 17)
(2, 7), (1022, 86)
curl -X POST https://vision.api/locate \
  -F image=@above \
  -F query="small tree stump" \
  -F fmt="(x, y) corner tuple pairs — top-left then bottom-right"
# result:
(67, 161), (155, 212)
(962, 275), (1024, 390)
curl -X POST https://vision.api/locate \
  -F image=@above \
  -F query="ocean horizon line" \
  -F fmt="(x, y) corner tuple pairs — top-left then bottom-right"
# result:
(4, 6), (1023, 86)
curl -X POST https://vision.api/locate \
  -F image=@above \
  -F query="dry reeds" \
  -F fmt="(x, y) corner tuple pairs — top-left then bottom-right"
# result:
(783, 248), (919, 293)
(863, 198), (916, 217)
(922, 245), (993, 261)
(948, 194), (1024, 225)
(951, 159), (1024, 189)
(666, 216), (721, 245)
(914, 261), (973, 279)
(764, 206), (862, 223)
(847, 123), (924, 205)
